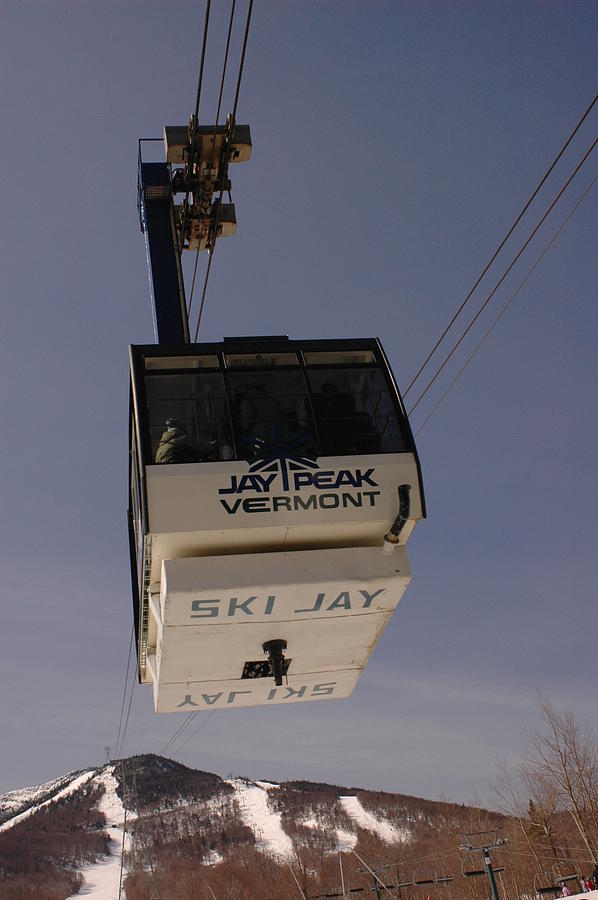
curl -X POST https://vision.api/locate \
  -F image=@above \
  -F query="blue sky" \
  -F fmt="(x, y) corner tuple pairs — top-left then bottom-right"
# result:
(0, 1), (596, 804)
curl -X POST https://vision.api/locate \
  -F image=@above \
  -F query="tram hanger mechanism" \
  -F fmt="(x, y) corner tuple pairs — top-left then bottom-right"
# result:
(129, 121), (425, 713)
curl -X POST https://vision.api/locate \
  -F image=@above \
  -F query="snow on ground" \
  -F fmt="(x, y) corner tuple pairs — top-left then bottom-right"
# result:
(0, 772), (77, 821)
(562, 893), (598, 899)
(335, 827), (358, 852)
(67, 766), (134, 900)
(339, 795), (411, 843)
(228, 778), (295, 859)
(302, 815), (357, 852)
(0, 769), (96, 833)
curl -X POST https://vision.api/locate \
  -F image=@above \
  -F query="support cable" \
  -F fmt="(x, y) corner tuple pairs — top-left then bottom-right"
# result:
(404, 90), (598, 398)
(414, 171), (598, 435)
(117, 761), (128, 900)
(193, 0), (212, 125)
(158, 711), (198, 756)
(114, 625), (135, 759)
(286, 861), (309, 899)
(407, 132), (598, 417)
(351, 850), (396, 897)
(193, 0), (253, 341)
(188, 0), (237, 322)
(116, 667), (137, 759)
(180, 0), (212, 277)
(172, 709), (215, 753)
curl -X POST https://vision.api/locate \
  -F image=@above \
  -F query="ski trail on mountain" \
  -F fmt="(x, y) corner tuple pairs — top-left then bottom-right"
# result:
(228, 779), (294, 859)
(302, 815), (358, 852)
(339, 795), (411, 842)
(0, 770), (95, 833)
(67, 766), (134, 899)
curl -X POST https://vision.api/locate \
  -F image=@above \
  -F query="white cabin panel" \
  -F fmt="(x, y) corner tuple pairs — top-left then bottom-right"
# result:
(145, 453), (422, 537)
(152, 670), (359, 713)
(155, 611), (392, 683)
(159, 545), (411, 626)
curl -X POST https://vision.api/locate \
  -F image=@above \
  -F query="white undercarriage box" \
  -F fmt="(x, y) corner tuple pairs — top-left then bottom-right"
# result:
(148, 544), (411, 712)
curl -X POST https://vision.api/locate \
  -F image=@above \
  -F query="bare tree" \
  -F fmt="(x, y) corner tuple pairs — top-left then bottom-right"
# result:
(526, 696), (598, 864)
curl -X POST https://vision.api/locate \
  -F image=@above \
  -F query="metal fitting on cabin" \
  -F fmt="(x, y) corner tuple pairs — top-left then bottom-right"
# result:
(262, 639), (288, 686)
(383, 484), (411, 552)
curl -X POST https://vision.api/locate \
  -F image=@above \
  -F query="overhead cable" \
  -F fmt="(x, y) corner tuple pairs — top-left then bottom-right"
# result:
(414, 172), (598, 435)
(408, 132), (598, 417)
(188, 0), (237, 323)
(180, 0), (213, 285)
(114, 625), (135, 759)
(116, 665), (137, 759)
(193, 0), (254, 341)
(193, 0), (212, 125)
(404, 91), (598, 398)
(159, 711), (198, 756)
(172, 709), (215, 753)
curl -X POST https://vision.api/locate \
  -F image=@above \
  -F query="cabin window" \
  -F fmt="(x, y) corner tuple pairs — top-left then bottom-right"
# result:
(306, 367), (405, 454)
(303, 349), (376, 365)
(144, 355), (219, 369)
(138, 354), (407, 464)
(144, 372), (232, 463)
(226, 370), (317, 461)
(225, 352), (299, 368)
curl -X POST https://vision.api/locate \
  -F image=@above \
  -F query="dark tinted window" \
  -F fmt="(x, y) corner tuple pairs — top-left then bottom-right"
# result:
(141, 361), (406, 464)
(227, 370), (316, 461)
(145, 372), (232, 463)
(307, 368), (405, 454)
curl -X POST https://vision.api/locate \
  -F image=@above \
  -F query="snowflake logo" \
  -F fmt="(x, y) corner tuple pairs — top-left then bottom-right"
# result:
(245, 425), (319, 491)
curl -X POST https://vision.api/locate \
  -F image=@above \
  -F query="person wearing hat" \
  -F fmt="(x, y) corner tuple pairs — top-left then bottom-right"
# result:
(155, 419), (207, 464)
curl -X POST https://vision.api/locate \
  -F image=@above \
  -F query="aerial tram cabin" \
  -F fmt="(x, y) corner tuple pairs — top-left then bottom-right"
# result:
(129, 120), (425, 712)
(128, 336), (425, 712)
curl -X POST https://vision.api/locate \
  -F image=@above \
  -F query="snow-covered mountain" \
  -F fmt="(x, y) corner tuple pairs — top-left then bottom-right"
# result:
(0, 759), (420, 898)
(0, 756), (595, 900)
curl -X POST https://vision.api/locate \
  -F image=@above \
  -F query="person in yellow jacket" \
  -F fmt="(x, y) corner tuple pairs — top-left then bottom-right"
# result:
(155, 419), (210, 463)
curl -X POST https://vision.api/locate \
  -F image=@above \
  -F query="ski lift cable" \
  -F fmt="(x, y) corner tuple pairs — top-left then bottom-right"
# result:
(158, 711), (199, 756)
(114, 624), (135, 759)
(387, 844), (465, 868)
(187, 0), (237, 323)
(116, 669), (137, 759)
(404, 90), (598, 399)
(158, 704), (216, 756)
(351, 850), (396, 897)
(193, 0), (212, 125)
(414, 171), (598, 436)
(407, 132), (598, 418)
(170, 709), (216, 754)
(507, 845), (596, 863)
(179, 0), (212, 271)
(507, 837), (597, 857)
(506, 849), (595, 869)
(193, 0), (254, 341)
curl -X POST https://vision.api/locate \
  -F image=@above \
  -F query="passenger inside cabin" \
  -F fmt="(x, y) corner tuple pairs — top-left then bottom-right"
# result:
(311, 382), (381, 456)
(238, 383), (283, 459)
(155, 419), (213, 463)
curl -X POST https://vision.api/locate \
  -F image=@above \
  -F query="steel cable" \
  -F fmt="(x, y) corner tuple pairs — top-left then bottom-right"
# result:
(407, 132), (598, 417)
(159, 711), (199, 756)
(116, 666), (137, 759)
(193, 0), (253, 340)
(188, 0), (237, 322)
(404, 91), (598, 398)
(414, 171), (598, 435)
(180, 0), (212, 280)
(171, 709), (215, 753)
(114, 625), (135, 759)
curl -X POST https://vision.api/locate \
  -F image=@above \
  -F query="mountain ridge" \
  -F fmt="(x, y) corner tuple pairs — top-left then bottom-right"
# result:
(1, 754), (593, 899)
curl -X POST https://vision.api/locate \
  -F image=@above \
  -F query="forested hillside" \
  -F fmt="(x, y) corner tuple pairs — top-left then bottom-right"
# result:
(1, 702), (597, 899)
